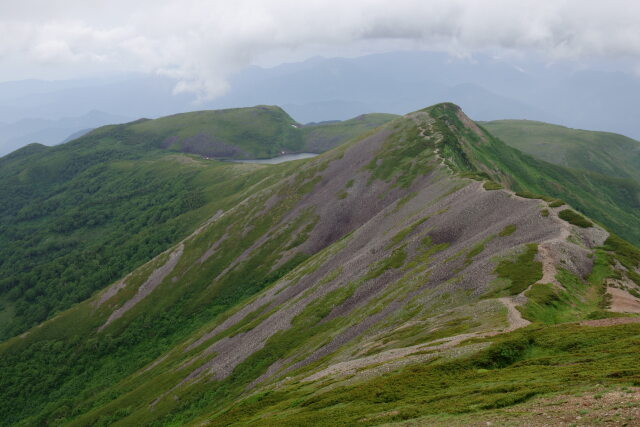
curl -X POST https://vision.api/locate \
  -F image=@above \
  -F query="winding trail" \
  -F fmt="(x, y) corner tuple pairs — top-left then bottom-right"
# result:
(303, 331), (486, 383)
(413, 113), (454, 175)
(302, 296), (533, 384)
(493, 209), (571, 330)
(536, 226), (571, 286)
(298, 112), (616, 388)
(414, 112), (538, 334)
(498, 297), (530, 331)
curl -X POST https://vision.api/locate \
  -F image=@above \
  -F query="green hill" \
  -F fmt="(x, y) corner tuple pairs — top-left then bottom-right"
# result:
(1, 103), (639, 426)
(482, 119), (640, 182)
(300, 113), (398, 152)
(127, 105), (304, 159)
(100, 105), (396, 160)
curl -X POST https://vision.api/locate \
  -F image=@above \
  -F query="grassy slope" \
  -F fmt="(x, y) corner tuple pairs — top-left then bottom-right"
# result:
(301, 113), (398, 152)
(207, 221), (640, 426)
(482, 119), (640, 181)
(199, 106), (640, 425)
(428, 105), (640, 245)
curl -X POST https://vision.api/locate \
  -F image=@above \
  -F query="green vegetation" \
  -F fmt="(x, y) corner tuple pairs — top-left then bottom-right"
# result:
(466, 242), (486, 260)
(498, 225), (516, 237)
(366, 248), (408, 280)
(525, 283), (559, 306)
(603, 234), (640, 270)
(602, 234), (640, 286)
(515, 190), (554, 201)
(375, 316), (480, 351)
(0, 153), (322, 425)
(514, 191), (564, 207)
(301, 113), (397, 152)
(150, 281), (362, 425)
(518, 232), (640, 324)
(366, 119), (435, 188)
(519, 272), (594, 324)
(0, 105), (392, 340)
(0, 105), (402, 426)
(386, 217), (429, 249)
(129, 106), (304, 159)
(494, 244), (542, 295)
(558, 209), (593, 228)
(130, 107), (395, 160)
(483, 119), (640, 182)
(483, 181), (503, 190)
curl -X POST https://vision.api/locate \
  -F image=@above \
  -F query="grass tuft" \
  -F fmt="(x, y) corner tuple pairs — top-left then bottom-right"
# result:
(499, 225), (517, 237)
(494, 244), (542, 295)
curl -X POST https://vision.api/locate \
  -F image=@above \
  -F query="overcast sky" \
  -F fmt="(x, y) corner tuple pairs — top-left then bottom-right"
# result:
(2, 0), (640, 100)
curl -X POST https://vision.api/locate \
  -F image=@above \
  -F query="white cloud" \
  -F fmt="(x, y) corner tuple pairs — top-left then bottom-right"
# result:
(1, 0), (640, 99)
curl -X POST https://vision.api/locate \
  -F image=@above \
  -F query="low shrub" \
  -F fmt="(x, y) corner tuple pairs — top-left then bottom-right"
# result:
(558, 209), (593, 228)
(495, 244), (543, 295)
(483, 181), (503, 190)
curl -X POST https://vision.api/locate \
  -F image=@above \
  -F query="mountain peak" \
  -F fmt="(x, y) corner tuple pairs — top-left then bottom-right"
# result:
(418, 101), (462, 114)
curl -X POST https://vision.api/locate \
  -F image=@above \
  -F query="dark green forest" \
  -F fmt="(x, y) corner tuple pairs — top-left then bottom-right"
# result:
(0, 126), (271, 340)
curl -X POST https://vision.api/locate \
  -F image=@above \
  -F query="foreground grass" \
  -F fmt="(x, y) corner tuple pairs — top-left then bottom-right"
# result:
(206, 322), (640, 426)
(393, 385), (640, 426)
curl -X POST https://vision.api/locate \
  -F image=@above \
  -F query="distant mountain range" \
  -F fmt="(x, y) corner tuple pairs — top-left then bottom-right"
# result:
(2, 51), (640, 155)
(0, 110), (130, 155)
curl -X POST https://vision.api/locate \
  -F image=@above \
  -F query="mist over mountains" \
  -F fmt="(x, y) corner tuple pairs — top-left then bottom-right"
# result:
(2, 50), (640, 156)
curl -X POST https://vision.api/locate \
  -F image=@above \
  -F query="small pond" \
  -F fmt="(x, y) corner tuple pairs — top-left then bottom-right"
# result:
(230, 153), (318, 164)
